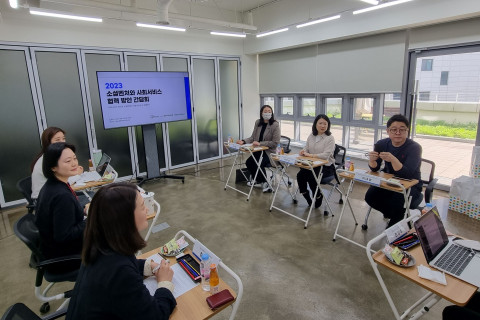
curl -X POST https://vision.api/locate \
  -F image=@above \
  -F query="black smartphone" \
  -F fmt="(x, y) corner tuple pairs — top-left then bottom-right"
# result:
(374, 143), (382, 153)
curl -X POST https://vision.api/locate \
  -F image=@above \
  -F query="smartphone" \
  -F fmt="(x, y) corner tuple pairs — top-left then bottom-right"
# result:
(374, 143), (382, 153)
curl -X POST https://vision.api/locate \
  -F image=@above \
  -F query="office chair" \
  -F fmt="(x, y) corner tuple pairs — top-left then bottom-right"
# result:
(1, 303), (66, 320)
(321, 144), (346, 216)
(16, 177), (35, 214)
(14, 212), (80, 314)
(361, 158), (438, 230)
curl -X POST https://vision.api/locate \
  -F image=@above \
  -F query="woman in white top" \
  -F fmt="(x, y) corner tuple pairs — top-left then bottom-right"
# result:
(297, 114), (336, 208)
(31, 127), (83, 199)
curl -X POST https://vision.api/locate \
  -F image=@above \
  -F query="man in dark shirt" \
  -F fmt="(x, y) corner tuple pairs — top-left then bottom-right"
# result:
(365, 114), (423, 228)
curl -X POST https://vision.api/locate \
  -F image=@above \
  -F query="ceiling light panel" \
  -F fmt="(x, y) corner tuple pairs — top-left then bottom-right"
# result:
(30, 9), (102, 22)
(353, 0), (414, 14)
(210, 31), (246, 38)
(136, 23), (186, 32)
(256, 28), (288, 38)
(296, 15), (341, 28)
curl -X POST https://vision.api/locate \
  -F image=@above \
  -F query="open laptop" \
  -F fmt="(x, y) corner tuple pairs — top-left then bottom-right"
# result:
(414, 209), (480, 287)
(69, 153), (112, 184)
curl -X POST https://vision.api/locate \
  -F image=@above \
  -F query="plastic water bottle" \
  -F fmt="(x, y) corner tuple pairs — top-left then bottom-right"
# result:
(276, 143), (282, 154)
(227, 134), (232, 144)
(349, 161), (355, 171)
(200, 253), (211, 291)
(422, 203), (433, 215)
(209, 263), (219, 294)
(345, 157), (351, 170)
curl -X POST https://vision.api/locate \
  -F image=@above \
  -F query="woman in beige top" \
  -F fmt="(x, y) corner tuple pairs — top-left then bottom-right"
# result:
(297, 114), (335, 208)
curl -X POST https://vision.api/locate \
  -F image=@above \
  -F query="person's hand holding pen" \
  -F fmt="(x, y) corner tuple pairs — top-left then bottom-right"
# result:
(153, 259), (174, 283)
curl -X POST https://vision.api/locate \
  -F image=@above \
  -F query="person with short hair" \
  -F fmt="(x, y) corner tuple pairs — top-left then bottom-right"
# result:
(296, 114), (336, 208)
(237, 105), (281, 192)
(365, 114), (423, 228)
(66, 183), (176, 320)
(34, 143), (86, 267)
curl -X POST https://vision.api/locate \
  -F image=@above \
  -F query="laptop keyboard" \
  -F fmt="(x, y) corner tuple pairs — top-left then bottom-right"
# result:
(434, 244), (474, 276)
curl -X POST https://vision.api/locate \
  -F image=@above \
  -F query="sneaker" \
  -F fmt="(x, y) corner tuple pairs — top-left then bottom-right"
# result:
(262, 182), (272, 193)
(247, 181), (262, 188)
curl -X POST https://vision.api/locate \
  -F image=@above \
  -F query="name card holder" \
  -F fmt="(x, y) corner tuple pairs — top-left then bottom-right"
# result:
(354, 171), (382, 186)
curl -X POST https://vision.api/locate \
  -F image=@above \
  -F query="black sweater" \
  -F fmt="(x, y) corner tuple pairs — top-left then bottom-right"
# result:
(66, 253), (176, 320)
(35, 177), (85, 259)
(369, 138), (423, 195)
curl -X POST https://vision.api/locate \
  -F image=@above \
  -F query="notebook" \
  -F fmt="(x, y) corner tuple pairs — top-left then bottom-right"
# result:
(414, 210), (480, 287)
(69, 153), (111, 184)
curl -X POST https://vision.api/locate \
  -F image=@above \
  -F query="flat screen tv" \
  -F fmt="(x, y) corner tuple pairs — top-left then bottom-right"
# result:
(96, 71), (192, 129)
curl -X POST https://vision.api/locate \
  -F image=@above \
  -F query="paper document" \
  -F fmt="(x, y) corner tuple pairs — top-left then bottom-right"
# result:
(143, 264), (198, 298)
(144, 253), (199, 298)
(278, 154), (299, 165)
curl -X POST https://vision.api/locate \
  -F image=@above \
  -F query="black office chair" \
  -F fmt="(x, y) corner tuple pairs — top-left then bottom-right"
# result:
(280, 135), (291, 154)
(14, 213), (80, 314)
(361, 158), (438, 230)
(320, 144), (346, 216)
(1, 303), (66, 320)
(16, 177), (36, 214)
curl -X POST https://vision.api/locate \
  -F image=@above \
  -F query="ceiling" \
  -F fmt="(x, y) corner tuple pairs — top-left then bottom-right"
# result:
(7, 0), (383, 33)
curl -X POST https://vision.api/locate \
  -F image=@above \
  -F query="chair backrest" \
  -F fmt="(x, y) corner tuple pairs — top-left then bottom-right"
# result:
(13, 213), (44, 263)
(333, 144), (346, 169)
(1, 303), (66, 320)
(280, 136), (291, 154)
(16, 177), (34, 206)
(420, 158), (435, 185)
(1, 303), (41, 320)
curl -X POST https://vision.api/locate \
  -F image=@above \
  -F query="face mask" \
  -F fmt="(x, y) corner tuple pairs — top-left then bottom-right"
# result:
(262, 113), (272, 120)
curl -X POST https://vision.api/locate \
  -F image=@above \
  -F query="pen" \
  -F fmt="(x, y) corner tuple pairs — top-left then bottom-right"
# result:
(182, 259), (200, 275)
(178, 260), (199, 279)
(393, 235), (415, 245)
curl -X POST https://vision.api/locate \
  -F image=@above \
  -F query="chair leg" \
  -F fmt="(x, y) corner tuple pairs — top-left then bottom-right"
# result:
(362, 207), (372, 230)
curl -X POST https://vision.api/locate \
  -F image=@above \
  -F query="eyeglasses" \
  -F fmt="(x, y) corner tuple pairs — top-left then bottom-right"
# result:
(388, 128), (408, 134)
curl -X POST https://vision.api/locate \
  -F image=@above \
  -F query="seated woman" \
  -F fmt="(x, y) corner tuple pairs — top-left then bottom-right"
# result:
(365, 114), (423, 228)
(31, 127), (69, 200)
(297, 114), (336, 208)
(236, 105), (280, 192)
(66, 183), (177, 320)
(35, 143), (86, 269)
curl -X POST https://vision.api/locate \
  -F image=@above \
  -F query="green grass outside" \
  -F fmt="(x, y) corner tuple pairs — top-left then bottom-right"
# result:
(415, 119), (477, 140)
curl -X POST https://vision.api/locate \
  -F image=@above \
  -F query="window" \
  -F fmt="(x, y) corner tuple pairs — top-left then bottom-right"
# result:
(419, 92), (430, 101)
(352, 97), (374, 121)
(263, 96), (275, 111)
(383, 93), (401, 125)
(325, 97), (342, 119)
(421, 59), (433, 71)
(280, 96), (294, 116)
(440, 71), (449, 85)
(279, 120), (294, 139)
(300, 97), (316, 117)
(299, 121), (312, 141)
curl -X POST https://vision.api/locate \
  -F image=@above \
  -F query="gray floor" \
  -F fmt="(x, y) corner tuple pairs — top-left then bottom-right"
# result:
(1, 157), (479, 319)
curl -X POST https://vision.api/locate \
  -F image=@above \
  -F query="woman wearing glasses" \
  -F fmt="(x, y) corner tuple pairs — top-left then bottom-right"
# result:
(365, 114), (423, 228)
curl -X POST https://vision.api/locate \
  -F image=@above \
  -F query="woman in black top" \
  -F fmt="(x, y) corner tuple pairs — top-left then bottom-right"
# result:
(35, 143), (86, 265)
(66, 183), (176, 320)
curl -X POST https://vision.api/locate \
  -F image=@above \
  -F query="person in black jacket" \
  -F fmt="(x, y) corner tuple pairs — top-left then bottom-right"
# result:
(35, 142), (86, 269)
(66, 182), (176, 320)
(443, 291), (480, 320)
(365, 114), (423, 228)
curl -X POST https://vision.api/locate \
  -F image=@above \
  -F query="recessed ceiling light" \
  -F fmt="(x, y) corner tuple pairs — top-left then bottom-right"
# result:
(296, 15), (341, 28)
(210, 31), (246, 38)
(30, 9), (102, 22)
(136, 23), (186, 32)
(256, 28), (289, 38)
(353, 0), (414, 14)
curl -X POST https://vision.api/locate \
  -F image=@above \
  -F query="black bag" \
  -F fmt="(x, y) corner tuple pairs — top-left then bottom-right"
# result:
(235, 168), (250, 183)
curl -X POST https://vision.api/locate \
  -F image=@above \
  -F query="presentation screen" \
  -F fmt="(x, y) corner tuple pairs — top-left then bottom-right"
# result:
(96, 71), (192, 129)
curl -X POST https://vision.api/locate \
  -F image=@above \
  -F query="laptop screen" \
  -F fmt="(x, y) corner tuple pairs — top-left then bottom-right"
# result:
(96, 153), (111, 177)
(414, 210), (449, 263)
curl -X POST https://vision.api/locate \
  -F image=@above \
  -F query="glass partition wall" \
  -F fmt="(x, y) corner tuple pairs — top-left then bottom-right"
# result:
(0, 44), (241, 207)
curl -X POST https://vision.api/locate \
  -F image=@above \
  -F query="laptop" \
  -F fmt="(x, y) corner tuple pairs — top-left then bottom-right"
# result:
(414, 210), (480, 287)
(69, 153), (112, 184)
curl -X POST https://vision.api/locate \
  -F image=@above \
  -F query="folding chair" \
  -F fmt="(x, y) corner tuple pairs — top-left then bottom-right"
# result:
(320, 144), (346, 216)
